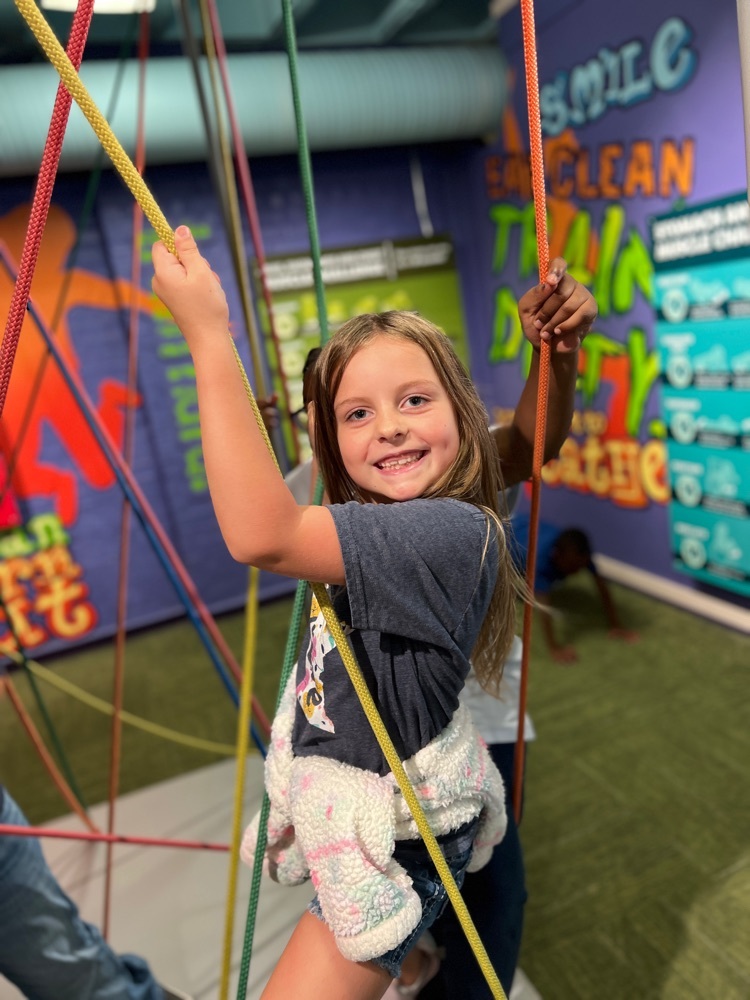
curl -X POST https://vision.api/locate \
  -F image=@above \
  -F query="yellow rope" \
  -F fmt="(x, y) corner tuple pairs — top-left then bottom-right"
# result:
(219, 566), (260, 1000)
(11, 653), (237, 756)
(192, 14), (270, 991)
(14, 4), (505, 992)
(13, 0), (277, 453)
(311, 583), (506, 998)
(14, 0), (174, 253)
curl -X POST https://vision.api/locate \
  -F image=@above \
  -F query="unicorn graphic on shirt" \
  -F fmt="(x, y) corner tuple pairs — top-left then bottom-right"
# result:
(296, 595), (336, 733)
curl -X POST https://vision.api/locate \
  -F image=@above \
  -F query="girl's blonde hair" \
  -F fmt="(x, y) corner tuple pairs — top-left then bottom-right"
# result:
(310, 310), (523, 692)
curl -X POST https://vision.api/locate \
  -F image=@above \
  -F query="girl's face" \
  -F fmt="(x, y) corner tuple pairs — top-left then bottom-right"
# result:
(332, 334), (460, 503)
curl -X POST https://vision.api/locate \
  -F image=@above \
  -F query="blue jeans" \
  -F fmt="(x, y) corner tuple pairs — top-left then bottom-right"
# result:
(0, 788), (164, 1000)
(309, 817), (478, 979)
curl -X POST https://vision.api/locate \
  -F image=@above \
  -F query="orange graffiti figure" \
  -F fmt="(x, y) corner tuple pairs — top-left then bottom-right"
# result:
(0, 203), (155, 526)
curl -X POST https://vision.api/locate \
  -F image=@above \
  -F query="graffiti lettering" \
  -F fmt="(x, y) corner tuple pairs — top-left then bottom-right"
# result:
(540, 17), (697, 136)
(146, 227), (209, 494)
(571, 409), (608, 437)
(549, 138), (694, 202)
(0, 543), (97, 652)
(489, 316), (659, 439)
(486, 138), (694, 203)
(153, 311), (207, 493)
(542, 436), (669, 508)
(490, 203), (654, 319)
(489, 197), (661, 438)
(0, 513), (69, 560)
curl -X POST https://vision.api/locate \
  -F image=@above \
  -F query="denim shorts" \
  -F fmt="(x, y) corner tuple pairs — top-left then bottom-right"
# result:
(308, 817), (479, 979)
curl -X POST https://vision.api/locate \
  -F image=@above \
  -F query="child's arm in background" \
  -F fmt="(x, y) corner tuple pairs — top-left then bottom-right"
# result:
(151, 227), (344, 584)
(589, 568), (640, 643)
(493, 257), (597, 487)
(536, 591), (579, 663)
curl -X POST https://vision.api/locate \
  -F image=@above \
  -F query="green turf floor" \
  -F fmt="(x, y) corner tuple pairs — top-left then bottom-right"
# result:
(1, 580), (748, 999)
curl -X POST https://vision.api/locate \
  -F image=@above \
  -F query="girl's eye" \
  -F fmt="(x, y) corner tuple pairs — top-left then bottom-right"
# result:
(347, 408), (369, 422)
(405, 395), (427, 408)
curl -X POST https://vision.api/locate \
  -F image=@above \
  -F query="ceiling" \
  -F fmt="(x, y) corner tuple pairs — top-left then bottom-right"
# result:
(2, 0), (510, 65)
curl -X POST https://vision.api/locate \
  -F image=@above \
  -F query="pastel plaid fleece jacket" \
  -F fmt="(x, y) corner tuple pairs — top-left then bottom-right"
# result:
(241, 671), (507, 963)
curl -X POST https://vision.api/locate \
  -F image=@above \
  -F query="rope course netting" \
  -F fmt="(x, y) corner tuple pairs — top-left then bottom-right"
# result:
(2, 0), (558, 997)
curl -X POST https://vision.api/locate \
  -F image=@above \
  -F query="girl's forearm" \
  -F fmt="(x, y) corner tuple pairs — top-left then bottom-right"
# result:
(503, 348), (579, 481)
(190, 328), (302, 565)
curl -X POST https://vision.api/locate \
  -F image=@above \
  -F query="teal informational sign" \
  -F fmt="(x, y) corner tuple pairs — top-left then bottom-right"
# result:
(652, 193), (750, 597)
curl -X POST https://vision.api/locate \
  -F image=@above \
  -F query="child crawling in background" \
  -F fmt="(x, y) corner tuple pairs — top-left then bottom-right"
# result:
(152, 226), (596, 1000)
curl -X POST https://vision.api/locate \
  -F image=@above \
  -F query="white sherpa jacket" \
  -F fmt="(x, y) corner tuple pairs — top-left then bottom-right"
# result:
(241, 671), (507, 963)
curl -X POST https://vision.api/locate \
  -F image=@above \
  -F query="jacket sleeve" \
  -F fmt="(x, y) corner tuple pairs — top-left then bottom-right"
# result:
(240, 670), (309, 885)
(289, 755), (423, 963)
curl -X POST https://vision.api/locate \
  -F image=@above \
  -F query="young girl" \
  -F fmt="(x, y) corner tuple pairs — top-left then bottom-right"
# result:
(152, 227), (595, 1000)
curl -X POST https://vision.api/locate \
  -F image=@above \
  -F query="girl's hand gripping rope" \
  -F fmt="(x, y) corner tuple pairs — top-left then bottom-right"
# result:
(152, 226), (230, 350)
(518, 257), (597, 354)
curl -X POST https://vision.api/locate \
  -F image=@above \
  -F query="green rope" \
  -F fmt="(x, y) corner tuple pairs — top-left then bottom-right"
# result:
(280, 0), (330, 346)
(0, 591), (89, 810)
(233, 4), (506, 993)
(235, 577), (308, 1000)
(236, 1), (334, 989)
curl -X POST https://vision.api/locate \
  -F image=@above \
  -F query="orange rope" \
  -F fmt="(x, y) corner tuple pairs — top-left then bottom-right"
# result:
(2, 676), (98, 833)
(513, 0), (552, 822)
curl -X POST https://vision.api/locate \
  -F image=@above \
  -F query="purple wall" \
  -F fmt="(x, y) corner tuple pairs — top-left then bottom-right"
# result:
(1, 0), (747, 659)
(445, 0), (749, 607)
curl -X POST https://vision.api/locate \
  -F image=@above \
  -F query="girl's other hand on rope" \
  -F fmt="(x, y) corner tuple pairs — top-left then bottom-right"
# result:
(518, 256), (597, 354)
(257, 394), (280, 431)
(151, 225), (230, 349)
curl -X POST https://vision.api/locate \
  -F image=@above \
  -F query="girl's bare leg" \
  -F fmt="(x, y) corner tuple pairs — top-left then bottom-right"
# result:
(260, 911), (393, 1000)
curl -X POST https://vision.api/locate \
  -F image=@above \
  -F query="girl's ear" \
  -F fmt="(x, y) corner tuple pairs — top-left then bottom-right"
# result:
(306, 402), (317, 452)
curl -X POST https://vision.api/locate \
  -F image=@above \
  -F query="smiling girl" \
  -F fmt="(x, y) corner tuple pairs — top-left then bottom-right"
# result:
(152, 226), (595, 1000)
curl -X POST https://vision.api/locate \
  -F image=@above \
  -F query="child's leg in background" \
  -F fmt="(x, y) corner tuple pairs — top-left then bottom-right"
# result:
(420, 742), (528, 999)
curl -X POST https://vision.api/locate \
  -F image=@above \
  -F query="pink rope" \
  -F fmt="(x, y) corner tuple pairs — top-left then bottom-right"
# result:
(0, 824), (229, 852)
(204, 0), (301, 462)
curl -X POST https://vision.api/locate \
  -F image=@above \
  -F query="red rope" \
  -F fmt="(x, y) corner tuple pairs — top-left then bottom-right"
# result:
(0, 0), (96, 418)
(204, 0), (302, 463)
(0, 824), (229, 853)
(2, 676), (98, 833)
(513, 0), (552, 823)
(0, 241), (271, 740)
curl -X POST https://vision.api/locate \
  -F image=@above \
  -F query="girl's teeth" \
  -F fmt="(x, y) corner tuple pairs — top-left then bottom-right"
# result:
(380, 454), (419, 469)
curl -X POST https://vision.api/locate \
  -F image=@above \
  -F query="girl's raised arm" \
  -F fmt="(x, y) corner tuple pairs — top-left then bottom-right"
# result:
(151, 226), (343, 584)
(495, 258), (596, 485)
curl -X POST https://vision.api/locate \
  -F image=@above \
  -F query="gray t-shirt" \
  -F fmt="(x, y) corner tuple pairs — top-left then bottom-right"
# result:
(292, 497), (500, 775)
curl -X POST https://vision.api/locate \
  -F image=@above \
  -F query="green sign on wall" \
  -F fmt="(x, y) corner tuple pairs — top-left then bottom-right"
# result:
(255, 237), (470, 463)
